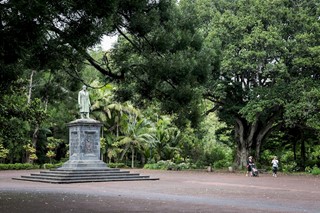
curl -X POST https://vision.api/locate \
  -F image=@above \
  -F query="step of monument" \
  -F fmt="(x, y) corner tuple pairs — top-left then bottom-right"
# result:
(42, 170), (130, 175)
(12, 169), (159, 184)
(21, 174), (147, 180)
(29, 172), (142, 178)
(53, 168), (121, 172)
(37, 172), (131, 177)
(12, 176), (159, 184)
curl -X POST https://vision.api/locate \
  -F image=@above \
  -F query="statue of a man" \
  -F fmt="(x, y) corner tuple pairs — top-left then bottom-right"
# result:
(78, 85), (91, 119)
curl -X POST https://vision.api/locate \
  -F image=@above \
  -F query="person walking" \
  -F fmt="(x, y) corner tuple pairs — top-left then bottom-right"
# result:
(272, 156), (279, 177)
(246, 156), (254, 177)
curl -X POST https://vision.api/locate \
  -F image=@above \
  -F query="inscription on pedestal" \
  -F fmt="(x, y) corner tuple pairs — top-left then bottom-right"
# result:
(80, 131), (99, 156)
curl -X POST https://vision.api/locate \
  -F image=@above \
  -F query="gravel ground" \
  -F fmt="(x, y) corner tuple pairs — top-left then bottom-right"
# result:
(0, 169), (319, 213)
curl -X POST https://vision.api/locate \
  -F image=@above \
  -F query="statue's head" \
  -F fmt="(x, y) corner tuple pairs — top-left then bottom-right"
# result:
(82, 85), (87, 90)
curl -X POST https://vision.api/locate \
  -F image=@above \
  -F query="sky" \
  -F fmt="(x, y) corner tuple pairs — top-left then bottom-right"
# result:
(100, 35), (118, 51)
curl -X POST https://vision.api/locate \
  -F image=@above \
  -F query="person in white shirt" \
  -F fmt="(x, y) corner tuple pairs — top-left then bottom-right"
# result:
(271, 156), (279, 177)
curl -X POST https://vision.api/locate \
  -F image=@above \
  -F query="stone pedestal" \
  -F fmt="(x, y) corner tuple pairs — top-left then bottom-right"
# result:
(14, 119), (160, 183)
(58, 118), (108, 170)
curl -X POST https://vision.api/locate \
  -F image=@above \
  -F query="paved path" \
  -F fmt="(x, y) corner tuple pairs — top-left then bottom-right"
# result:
(0, 169), (319, 213)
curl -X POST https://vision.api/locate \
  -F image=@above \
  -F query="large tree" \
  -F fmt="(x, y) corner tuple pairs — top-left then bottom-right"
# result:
(108, 0), (320, 168)
(196, 0), (320, 167)
(1, 0), (175, 163)
(109, 0), (217, 126)
(1, 0), (173, 90)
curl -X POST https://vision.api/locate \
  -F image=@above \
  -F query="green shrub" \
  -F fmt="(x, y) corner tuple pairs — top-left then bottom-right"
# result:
(144, 163), (161, 170)
(43, 162), (63, 169)
(260, 150), (274, 167)
(282, 161), (297, 172)
(0, 163), (40, 170)
(305, 166), (312, 173)
(177, 162), (190, 170)
(108, 163), (127, 168)
(280, 151), (295, 172)
(143, 160), (193, 170)
(213, 159), (232, 169)
(143, 160), (172, 170)
(311, 165), (320, 175)
(0, 164), (9, 170)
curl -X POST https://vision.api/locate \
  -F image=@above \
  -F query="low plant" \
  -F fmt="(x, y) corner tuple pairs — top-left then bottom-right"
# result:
(108, 163), (127, 168)
(143, 160), (192, 170)
(0, 163), (40, 170)
(42, 162), (63, 169)
(311, 165), (320, 175)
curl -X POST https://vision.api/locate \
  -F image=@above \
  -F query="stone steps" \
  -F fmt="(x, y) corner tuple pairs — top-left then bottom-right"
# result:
(12, 169), (159, 184)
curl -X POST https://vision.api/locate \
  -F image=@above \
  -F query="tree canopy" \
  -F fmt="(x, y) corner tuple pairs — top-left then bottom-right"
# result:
(108, 0), (320, 167)
(1, 0), (173, 91)
(1, 0), (319, 169)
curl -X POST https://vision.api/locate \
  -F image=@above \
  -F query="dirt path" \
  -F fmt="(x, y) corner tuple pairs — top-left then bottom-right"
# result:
(0, 169), (319, 213)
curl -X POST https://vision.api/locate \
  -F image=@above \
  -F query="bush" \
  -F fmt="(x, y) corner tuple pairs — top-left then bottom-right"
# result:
(143, 160), (193, 170)
(144, 163), (161, 170)
(311, 165), (320, 175)
(213, 159), (231, 169)
(200, 142), (233, 168)
(0, 163), (40, 170)
(147, 160), (174, 170)
(0, 164), (9, 170)
(177, 162), (190, 170)
(42, 162), (63, 169)
(108, 163), (127, 168)
(280, 151), (295, 172)
(282, 161), (297, 172)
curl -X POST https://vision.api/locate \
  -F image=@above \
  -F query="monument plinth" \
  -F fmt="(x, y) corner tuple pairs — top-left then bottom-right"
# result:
(57, 118), (108, 170)
(13, 118), (159, 183)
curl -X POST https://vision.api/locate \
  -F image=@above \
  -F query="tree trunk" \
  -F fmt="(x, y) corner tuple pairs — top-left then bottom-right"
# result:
(293, 140), (297, 160)
(26, 70), (38, 163)
(255, 119), (274, 160)
(141, 153), (146, 165)
(29, 124), (39, 164)
(131, 146), (135, 168)
(235, 117), (254, 169)
(236, 146), (249, 169)
(234, 113), (278, 168)
(301, 139), (306, 168)
(27, 70), (35, 104)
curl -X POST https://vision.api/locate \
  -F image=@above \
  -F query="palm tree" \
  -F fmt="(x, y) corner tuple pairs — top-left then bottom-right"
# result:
(151, 116), (183, 162)
(115, 109), (154, 168)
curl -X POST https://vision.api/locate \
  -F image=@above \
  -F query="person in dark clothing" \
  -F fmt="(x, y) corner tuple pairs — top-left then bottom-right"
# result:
(246, 156), (254, 177)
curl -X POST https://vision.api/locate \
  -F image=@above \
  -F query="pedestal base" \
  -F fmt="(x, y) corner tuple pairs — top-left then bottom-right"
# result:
(57, 160), (108, 170)
(59, 118), (107, 170)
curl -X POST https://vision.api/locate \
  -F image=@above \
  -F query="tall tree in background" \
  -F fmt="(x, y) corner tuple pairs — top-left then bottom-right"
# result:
(110, 0), (217, 126)
(109, 0), (320, 168)
(1, 0), (174, 90)
(195, 0), (320, 167)
(1, 0), (174, 163)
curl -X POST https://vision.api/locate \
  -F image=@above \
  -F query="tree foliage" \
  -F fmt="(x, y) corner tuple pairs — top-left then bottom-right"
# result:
(1, 0), (319, 170)
(187, 0), (320, 167)
(110, 0), (217, 127)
